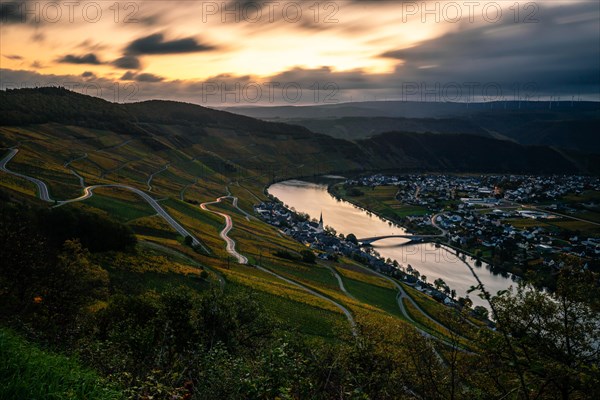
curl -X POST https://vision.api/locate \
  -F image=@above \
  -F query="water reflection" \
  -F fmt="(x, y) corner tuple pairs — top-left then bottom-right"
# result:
(268, 180), (515, 309)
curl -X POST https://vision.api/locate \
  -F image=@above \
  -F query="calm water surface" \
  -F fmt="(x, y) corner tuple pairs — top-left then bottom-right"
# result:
(268, 180), (516, 309)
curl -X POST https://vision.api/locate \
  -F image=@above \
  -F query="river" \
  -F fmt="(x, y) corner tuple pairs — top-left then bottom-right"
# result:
(268, 179), (517, 309)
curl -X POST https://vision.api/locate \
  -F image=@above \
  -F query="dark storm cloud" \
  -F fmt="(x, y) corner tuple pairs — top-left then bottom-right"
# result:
(379, 2), (600, 95)
(57, 53), (102, 65)
(125, 33), (216, 55)
(135, 73), (164, 82)
(120, 71), (136, 81)
(113, 56), (142, 70)
(120, 71), (164, 82)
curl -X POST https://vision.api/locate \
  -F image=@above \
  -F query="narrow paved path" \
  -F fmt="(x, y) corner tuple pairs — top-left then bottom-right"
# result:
(200, 197), (248, 264)
(1, 149), (53, 202)
(70, 169), (86, 188)
(180, 178), (198, 201)
(353, 262), (469, 345)
(64, 153), (88, 187)
(200, 190), (357, 333)
(64, 152), (88, 168)
(98, 139), (132, 152)
(324, 265), (356, 300)
(147, 163), (170, 191)
(255, 265), (357, 334)
(0, 149), (209, 253)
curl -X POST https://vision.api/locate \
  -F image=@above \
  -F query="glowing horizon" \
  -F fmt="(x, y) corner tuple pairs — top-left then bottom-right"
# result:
(1, 1), (598, 105)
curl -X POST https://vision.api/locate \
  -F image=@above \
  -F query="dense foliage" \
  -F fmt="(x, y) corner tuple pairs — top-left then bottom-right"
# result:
(36, 206), (137, 253)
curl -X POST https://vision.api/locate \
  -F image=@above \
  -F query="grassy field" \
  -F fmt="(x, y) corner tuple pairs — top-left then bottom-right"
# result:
(402, 285), (485, 338)
(506, 216), (600, 237)
(80, 189), (156, 222)
(332, 184), (429, 223)
(0, 329), (123, 400)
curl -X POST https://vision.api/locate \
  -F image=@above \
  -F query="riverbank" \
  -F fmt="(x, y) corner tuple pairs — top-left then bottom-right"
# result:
(268, 179), (515, 312)
(328, 182), (440, 236)
(327, 181), (517, 274)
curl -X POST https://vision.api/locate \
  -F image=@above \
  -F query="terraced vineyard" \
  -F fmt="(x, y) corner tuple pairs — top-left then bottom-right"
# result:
(0, 110), (471, 345)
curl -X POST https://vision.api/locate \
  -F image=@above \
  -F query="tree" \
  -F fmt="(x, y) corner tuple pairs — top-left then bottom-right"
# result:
(324, 225), (337, 236)
(301, 250), (316, 264)
(184, 235), (194, 246)
(472, 305), (488, 320)
(458, 297), (472, 309)
(434, 278), (446, 291)
(0, 204), (50, 314)
(485, 267), (600, 399)
(346, 233), (358, 245)
(46, 240), (109, 322)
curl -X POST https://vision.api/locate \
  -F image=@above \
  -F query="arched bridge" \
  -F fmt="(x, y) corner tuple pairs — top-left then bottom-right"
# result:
(357, 234), (443, 244)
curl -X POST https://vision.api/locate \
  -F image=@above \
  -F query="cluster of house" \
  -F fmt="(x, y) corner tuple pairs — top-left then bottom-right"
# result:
(345, 174), (600, 268)
(254, 201), (421, 276)
(501, 175), (599, 203)
(349, 174), (600, 207)
(254, 200), (482, 313)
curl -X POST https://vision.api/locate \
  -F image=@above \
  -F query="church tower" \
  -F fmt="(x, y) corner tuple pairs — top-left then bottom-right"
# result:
(317, 212), (324, 233)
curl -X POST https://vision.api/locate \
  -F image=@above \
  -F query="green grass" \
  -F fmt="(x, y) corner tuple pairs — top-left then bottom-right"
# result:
(82, 192), (156, 222)
(245, 285), (347, 339)
(332, 184), (429, 222)
(402, 284), (484, 339)
(0, 328), (123, 400)
(107, 269), (211, 295)
(341, 276), (403, 319)
(562, 190), (600, 204)
(95, 243), (213, 295)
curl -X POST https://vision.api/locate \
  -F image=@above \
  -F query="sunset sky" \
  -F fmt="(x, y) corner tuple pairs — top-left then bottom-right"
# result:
(1, 0), (598, 105)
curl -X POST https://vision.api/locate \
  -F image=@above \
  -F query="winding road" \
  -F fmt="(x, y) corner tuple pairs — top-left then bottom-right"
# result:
(353, 262), (470, 346)
(0, 149), (53, 202)
(325, 265), (356, 300)
(0, 149), (209, 253)
(147, 163), (170, 191)
(200, 197), (248, 264)
(255, 265), (357, 334)
(199, 191), (358, 333)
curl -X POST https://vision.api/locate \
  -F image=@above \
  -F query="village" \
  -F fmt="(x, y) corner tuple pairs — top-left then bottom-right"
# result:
(254, 198), (483, 316)
(343, 174), (600, 280)
(255, 173), (600, 321)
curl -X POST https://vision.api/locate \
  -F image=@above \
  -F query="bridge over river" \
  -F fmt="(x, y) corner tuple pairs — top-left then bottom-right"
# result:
(357, 234), (443, 244)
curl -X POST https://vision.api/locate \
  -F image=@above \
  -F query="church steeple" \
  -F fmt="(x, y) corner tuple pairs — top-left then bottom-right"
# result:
(318, 212), (324, 232)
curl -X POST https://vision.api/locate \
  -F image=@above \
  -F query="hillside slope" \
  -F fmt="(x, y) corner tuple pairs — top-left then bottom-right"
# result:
(1, 88), (596, 175)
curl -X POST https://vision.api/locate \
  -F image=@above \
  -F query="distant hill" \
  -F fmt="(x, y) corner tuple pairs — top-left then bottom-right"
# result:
(273, 116), (489, 140)
(224, 101), (600, 153)
(0, 87), (311, 137)
(360, 132), (598, 174)
(224, 100), (600, 119)
(1, 88), (598, 175)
